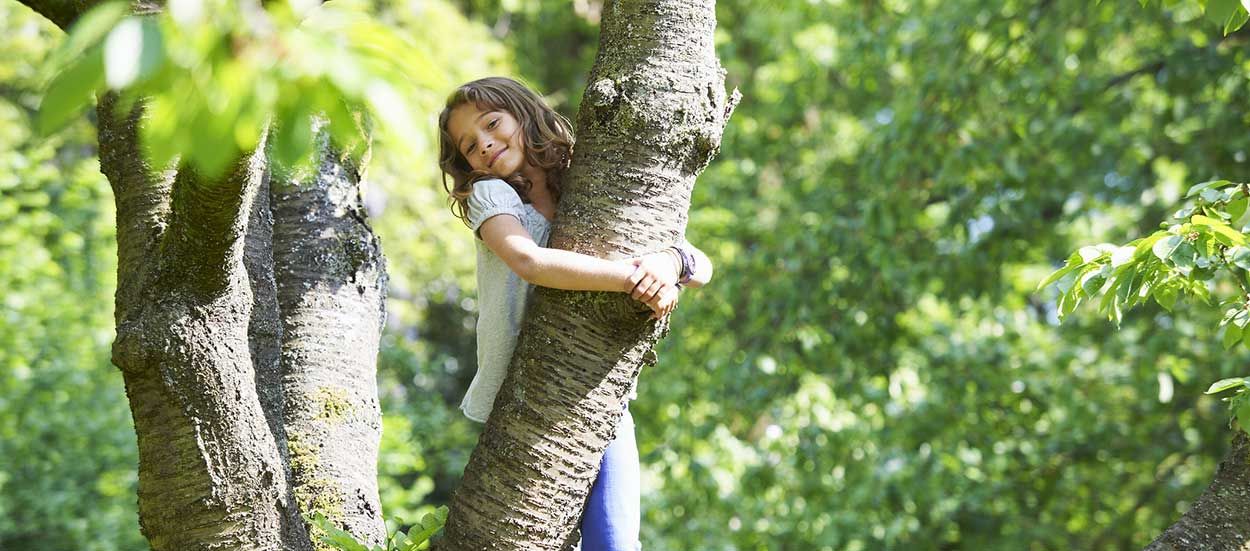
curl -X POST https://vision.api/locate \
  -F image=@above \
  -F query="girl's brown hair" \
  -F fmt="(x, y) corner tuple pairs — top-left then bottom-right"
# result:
(437, 77), (574, 227)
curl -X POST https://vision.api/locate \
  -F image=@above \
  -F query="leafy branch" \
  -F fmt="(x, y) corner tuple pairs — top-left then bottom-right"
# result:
(1040, 179), (1250, 430)
(1132, 0), (1250, 35)
(36, 0), (443, 178)
(307, 506), (448, 551)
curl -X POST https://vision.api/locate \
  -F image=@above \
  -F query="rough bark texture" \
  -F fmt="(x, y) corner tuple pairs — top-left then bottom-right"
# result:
(19, 0), (392, 544)
(272, 129), (388, 548)
(15, 0), (161, 30)
(101, 93), (311, 550)
(437, 1), (737, 549)
(1146, 432), (1250, 550)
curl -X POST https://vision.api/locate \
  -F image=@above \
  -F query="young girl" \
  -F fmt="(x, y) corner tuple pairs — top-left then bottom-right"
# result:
(437, 76), (712, 550)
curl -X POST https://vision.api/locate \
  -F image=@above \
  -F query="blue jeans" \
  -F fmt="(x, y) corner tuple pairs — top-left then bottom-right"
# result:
(579, 406), (641, 551)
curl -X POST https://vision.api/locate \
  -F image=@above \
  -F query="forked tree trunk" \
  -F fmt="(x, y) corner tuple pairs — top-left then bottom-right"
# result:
(16, 3), (391, 548)
(436, 1), (737, 549)
(100, 90), (315, 550)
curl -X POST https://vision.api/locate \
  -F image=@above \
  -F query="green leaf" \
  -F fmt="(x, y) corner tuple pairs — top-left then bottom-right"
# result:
(1234, 309), (1250, 328)
(1152, 234), (1183, 262)
(1225, 4), (1250, 33)
(1202, 188), (1225, 203)
(1187, 179), (1233, 198)
(1206, 0), (1241, 26)
(271, 109), (316, 174)
(103, 17), (165, 90)
(36, 46), (106, 136)
(1113, 267), (1137, 321)
(1230, 246), (1250, 271)
(1079, 266), (1108, 296)
(1155, 285), (1178, 311)
(1170, 242), (1197, 272)
(1057, 287), (1074, 319)
(1224, 324), (1244, 349)
(1110, 245), (1136, 267)
(1078, 245), (1106, 263)
(1228, 197), (1247, 221)
(1237, 399), (1250, 434)
(1038, 261), (1082, 291)
(1206, 377), (1246, 394)
(320, 527), (368, 551)
(1193, 215), (1247, 245)
(41, 1), (130, 81)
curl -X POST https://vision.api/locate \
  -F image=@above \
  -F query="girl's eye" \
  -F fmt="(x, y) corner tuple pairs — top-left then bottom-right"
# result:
(488, 119), (498, 129)
(465, 143), (475, 155)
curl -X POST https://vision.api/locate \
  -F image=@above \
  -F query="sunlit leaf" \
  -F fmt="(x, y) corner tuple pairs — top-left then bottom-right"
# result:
(36, 46), (105, 136)
(1208, 377), (1248, 394)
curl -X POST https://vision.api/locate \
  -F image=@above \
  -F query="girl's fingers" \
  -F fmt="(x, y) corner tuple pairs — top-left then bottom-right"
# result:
(632, 275), (656, 300)
(647, 300), (663, 316)
(625, 267), (644, 292)
(644, 280), (664, 302)
(629, 275), (646, 297)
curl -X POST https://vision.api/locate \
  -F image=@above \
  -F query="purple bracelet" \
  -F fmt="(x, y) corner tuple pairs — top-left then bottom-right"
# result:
(670, 245), (695, 285)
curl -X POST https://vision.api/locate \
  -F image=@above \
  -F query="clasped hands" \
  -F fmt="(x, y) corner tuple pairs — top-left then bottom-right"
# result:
(624, 249), (683, 319)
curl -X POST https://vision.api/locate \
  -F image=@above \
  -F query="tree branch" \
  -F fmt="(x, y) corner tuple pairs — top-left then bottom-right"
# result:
(14, 0), (163, 31)
(15, 0), (105, 31)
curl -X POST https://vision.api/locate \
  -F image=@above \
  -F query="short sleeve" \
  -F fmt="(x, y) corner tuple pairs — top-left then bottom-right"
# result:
(467, 179), (526, 236)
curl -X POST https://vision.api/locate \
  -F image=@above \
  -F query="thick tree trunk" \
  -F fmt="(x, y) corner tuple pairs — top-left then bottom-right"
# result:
(1146, 432), (1250, 550)
(437, 1), (737, 549)
(101, 93), (313, 550)
(13, 0), (393, 545)
(99, 103), (389, 549)
(271, 129), (388, 548)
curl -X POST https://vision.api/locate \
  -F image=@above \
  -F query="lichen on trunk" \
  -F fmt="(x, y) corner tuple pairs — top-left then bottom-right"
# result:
(271, 127), (389, 549)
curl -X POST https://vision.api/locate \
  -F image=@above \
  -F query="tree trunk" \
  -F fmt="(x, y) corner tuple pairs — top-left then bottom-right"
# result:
(271, 129), (389, 549)
(1146, 431), (1250, 550)
(16, 2), (391, 548)
(437, 1), (737, 549)
(102, 92), (313, 550)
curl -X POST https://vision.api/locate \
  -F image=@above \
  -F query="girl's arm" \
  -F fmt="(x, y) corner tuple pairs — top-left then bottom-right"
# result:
(480, 214), (646, 293)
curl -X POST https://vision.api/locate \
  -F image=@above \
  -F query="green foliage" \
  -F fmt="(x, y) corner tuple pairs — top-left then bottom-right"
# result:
(2, 0), (498, 548)
(1134, 0), (1250, 33)
(7, 0), (1250, 549)
(1043, 179), (1250, 431)
(0, 5), (142, 549)
(36, 0), (444, 177)
(308, 507), (448, 551)
(1039, 180), (1250, 325)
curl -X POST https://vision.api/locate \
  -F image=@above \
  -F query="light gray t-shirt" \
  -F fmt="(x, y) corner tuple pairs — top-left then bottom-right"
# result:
(460, 179), (547, 422)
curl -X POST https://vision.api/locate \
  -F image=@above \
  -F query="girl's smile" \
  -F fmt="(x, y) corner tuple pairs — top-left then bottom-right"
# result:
(488, 146), (508, 168)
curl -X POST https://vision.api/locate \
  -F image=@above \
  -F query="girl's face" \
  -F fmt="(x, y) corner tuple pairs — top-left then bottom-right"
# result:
(446, 103), (525, 178)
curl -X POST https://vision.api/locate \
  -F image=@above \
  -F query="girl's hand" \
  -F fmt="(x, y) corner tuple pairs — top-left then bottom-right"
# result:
(625, 252), (681, 302)
(647, 283), (680, 319)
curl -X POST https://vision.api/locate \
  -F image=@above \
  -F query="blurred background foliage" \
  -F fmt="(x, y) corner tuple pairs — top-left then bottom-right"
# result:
(3, 0), (1250, 549)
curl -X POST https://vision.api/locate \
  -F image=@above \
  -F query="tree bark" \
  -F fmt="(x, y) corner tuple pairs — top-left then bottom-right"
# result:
(437, 1), (737, 549)
(271, 128), (389, 549)
(1146, 431), (1250, 550)
(13, 0), (392, 546)
(102, 91), (313, 550)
